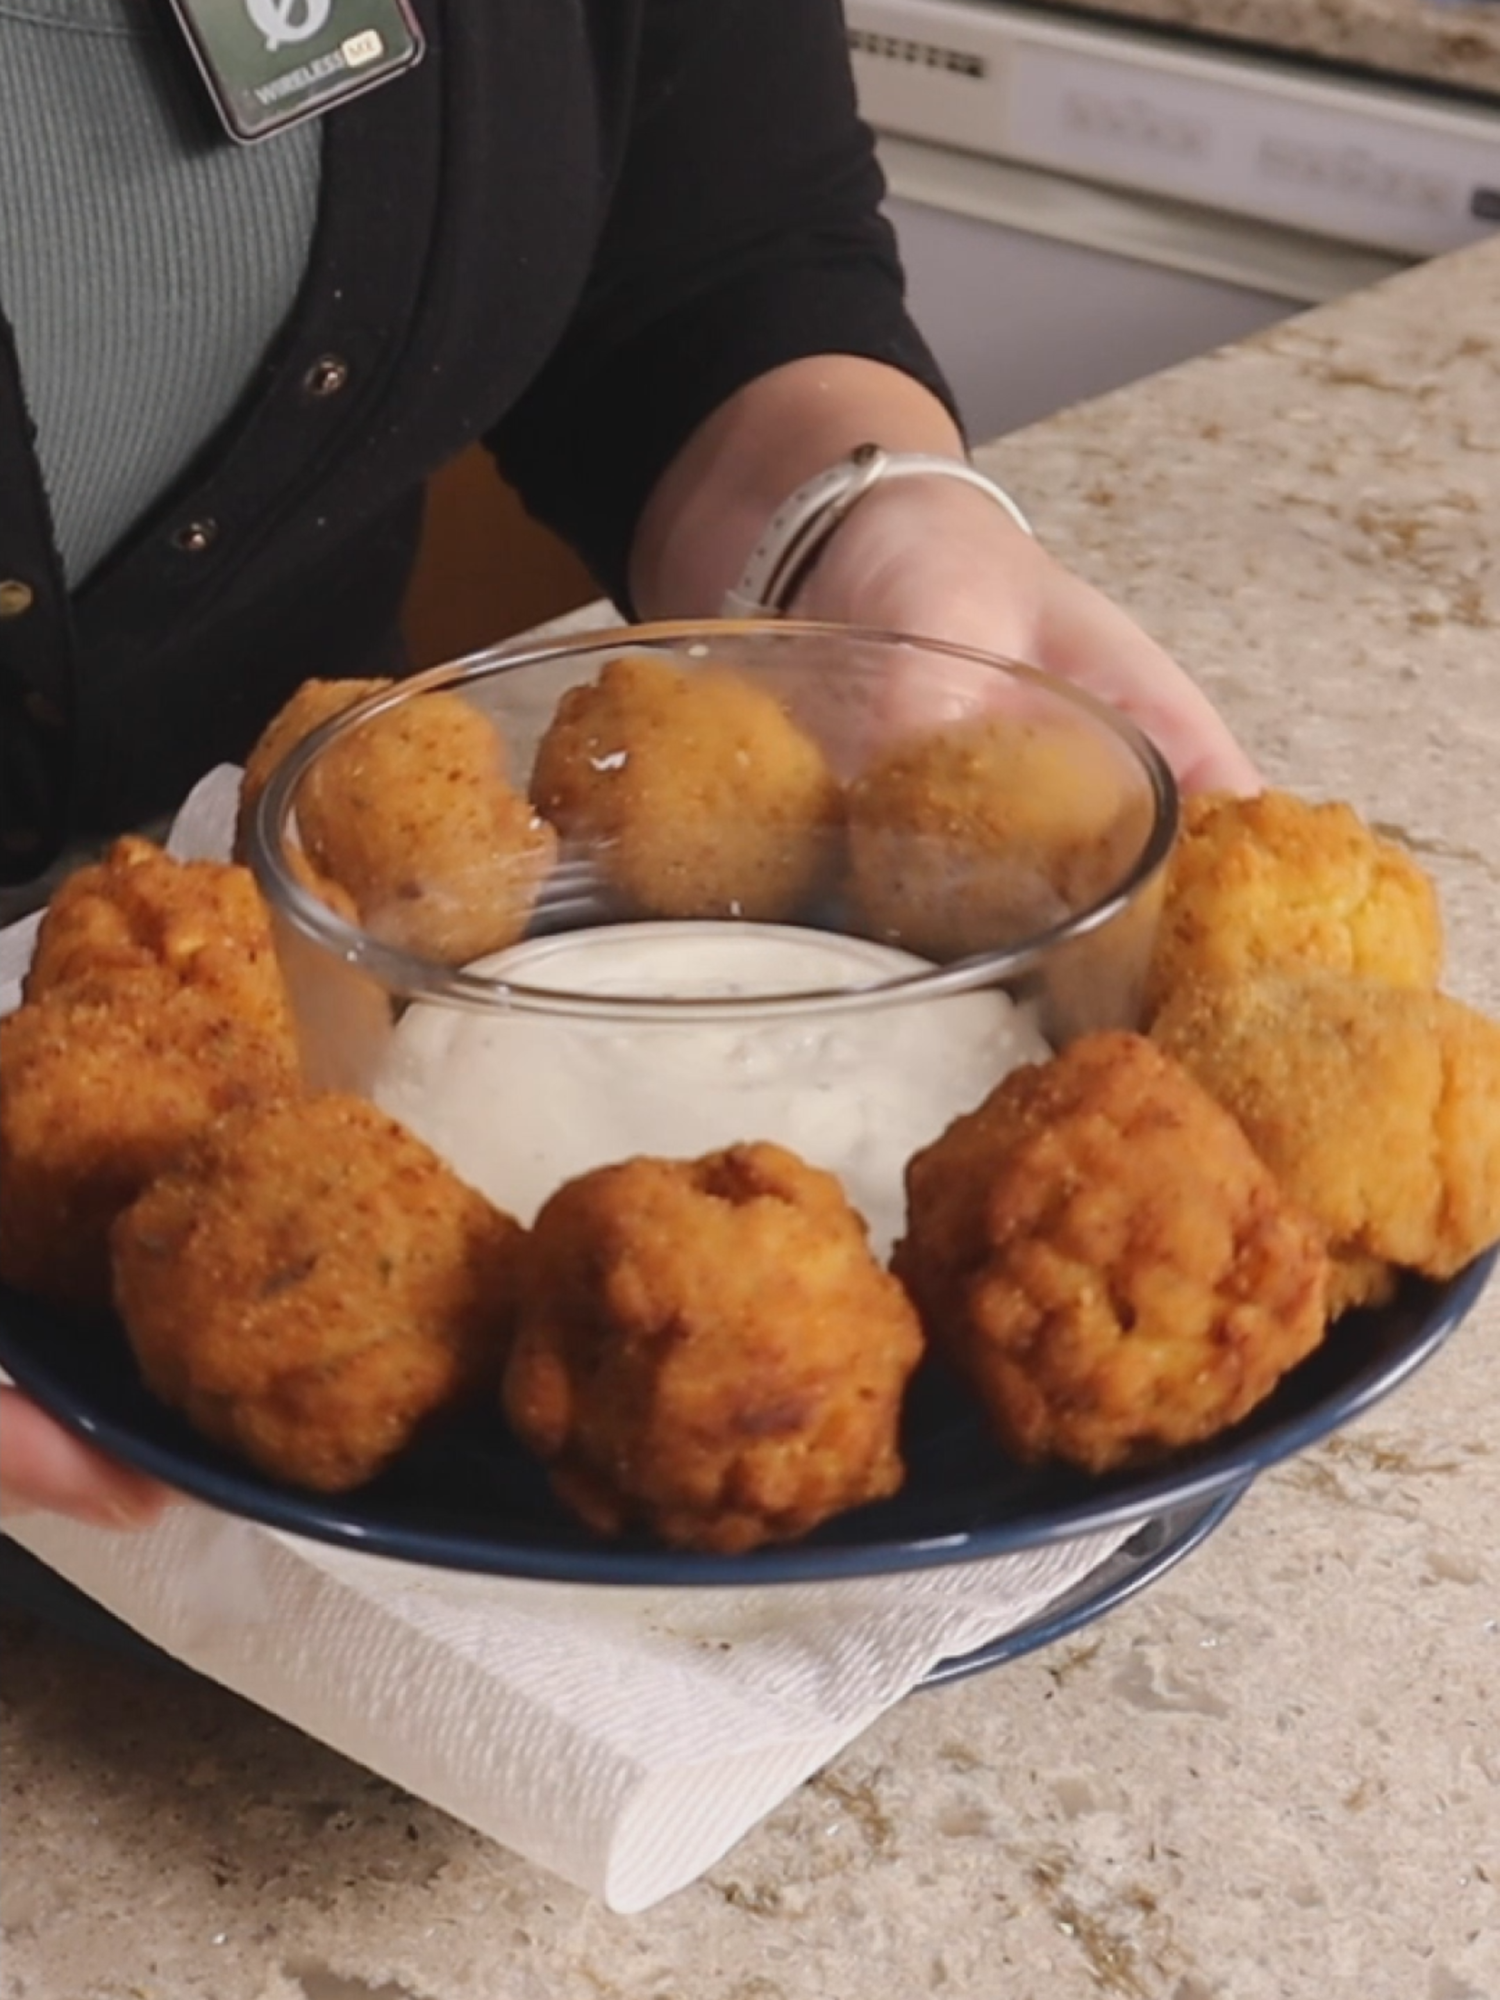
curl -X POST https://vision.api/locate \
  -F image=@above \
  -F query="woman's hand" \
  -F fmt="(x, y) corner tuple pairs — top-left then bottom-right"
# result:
(789, 472), (1260, 796)
(0, 1385), (172, 1527)
(632, 356), (1259, 797)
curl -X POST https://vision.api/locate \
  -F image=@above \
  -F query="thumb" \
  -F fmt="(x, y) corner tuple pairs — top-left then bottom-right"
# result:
(0, 1388), (173, 1528)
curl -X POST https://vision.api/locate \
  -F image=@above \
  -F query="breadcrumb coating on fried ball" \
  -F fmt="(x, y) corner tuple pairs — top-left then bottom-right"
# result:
(528, 653), (844, 922)
(235, 677), (394, 857)
(238, 677), (557, 964)
(845, 713), (1151, 962)
(22, 836), (297, 1045)
(0, 986), (301, 1310)
(1143, 790), (1442, 1021)
(280, 842), (364, 925)
(893, 1032), (1331, 1474)
(503, 1141), (924, 1551)
(111, 1094), (524, 1492)
(292, 688), (558, 964)
(1151, 971), (1500, 1313)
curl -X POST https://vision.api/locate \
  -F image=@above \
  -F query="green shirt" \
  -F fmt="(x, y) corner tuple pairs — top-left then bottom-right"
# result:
(0, 0), (320, 585)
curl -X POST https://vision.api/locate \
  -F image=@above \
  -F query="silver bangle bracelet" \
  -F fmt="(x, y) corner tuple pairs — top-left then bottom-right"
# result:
(721, 442), (1034, 619)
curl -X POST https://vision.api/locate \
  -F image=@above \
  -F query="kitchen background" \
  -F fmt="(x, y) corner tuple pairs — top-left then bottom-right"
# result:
(399, 0), (1500, 665)
(847, 0), (1500, 437)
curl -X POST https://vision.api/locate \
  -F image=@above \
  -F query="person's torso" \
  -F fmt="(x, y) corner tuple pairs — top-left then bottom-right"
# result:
(0, 0), (322, 590)
(0, 0), (639, 869)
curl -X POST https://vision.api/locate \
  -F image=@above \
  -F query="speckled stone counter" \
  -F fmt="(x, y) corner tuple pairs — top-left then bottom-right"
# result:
(1034, 0), (1500, 95)
(6, 241), (1500, 2000)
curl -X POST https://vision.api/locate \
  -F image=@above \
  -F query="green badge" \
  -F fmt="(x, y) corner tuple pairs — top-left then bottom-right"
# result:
(166, 0), (425, 143)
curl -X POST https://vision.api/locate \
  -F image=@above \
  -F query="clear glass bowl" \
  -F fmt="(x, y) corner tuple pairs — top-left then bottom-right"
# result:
(245, 619), (1177, 1248)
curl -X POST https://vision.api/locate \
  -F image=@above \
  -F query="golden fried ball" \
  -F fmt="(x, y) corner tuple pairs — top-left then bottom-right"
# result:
(111, 1094), (524, 1492)
(293, 688), (557, 963)
(1143, 789), (1442, 1021)
(234, 676), (393, 856)
(503, 1142), (924, 1551)
(845, 712), (1151, 961)
(1151, 971), (1500, 1314)
(23, 836), (296, 1045)
(893, 1032), (1331, 1473)
(0, 986), (301, 1310)
(528, 653), (843, 921)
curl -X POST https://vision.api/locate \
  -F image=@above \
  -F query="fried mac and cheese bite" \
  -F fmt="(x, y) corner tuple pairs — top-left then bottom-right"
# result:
(503, 1142), (924, 1551)
(112, 1094), (524, 1492)
(893, 1032), (1331, 1474)
(1143, 790), (1442, 1021)
(22, 835), (297, 1042)
(0, 984), (300, 1310)
(529, 653), (843, 922)
(241, 679), (556, 964)
(845, 713), (1149, 961)
(1, 841), (304, 1310)
(234, 676), (394, 856)
(1151, 971), (1500, 1314)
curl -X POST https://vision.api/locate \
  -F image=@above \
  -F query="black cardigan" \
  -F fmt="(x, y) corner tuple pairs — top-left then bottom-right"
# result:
(0, 0), (947, 883)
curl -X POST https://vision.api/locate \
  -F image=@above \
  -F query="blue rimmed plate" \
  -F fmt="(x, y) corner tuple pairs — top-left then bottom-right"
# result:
(920, 1482), (1247, 1686)
(0, 1250), (1491, 1587)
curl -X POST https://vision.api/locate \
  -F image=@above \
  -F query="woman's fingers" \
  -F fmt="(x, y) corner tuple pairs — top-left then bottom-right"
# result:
(1029, 564), (1261, 797)
(0, 1387), (173, 1527)
(788, 473), (1260, 796)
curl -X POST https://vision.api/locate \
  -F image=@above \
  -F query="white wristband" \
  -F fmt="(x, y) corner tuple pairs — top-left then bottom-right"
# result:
(721, 442), (1034, 619)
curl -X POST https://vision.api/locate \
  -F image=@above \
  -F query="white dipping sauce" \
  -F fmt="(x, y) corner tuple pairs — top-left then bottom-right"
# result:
(372, 922), (1049, 1255)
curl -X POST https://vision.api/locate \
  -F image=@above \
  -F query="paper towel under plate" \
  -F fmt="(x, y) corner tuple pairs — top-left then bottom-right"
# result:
(0, 1482), (1245, 1686)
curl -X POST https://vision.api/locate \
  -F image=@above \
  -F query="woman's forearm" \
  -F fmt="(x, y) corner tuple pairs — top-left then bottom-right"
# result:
(628, 354), (966, 619)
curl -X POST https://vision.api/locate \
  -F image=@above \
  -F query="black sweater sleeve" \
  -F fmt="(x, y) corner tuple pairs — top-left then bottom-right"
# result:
(486, 0), (955, 611)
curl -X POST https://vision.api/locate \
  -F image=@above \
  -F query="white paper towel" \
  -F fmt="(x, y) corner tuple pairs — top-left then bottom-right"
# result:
(4, 1503), (1130, 1909)
(0, 757), (1138, 1910)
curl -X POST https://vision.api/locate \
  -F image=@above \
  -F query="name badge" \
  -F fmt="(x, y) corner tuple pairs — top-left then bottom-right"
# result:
(165, 0), (425, 143)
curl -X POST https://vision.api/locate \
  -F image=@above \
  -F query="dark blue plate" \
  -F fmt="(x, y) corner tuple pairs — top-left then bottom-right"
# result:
(0, 1251), (1492, 1587)
(921, 1482), (1248, 1686)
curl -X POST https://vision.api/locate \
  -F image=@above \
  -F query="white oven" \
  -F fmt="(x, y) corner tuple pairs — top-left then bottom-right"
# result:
(846, 0), (1500, 436)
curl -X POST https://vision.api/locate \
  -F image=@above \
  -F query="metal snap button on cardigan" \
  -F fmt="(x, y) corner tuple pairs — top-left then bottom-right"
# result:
(302, 355), (351, 398)
(0, 579), (36, 618)
(172, 520), (219, 554)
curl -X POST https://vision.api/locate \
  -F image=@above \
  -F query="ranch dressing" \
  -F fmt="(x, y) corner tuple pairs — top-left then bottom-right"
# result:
(372, 922), (1048, 1253)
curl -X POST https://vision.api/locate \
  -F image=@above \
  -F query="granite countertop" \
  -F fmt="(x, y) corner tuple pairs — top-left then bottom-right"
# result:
(5, 241), (1500, 1999)
(1033, 0), (1500, 96)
